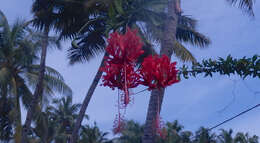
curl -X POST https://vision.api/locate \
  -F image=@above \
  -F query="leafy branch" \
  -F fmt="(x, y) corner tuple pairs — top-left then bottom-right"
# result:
(179, 55), (260, 79)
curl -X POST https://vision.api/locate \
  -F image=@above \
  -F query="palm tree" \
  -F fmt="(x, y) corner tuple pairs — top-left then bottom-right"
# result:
(0, 10), (72, 143)
(48, 95), (86, 143)
(117, 120), (193, 143)
(30, 111), (57, 143)
(193, 127), (217, 143)
(143, 0), (255, 142)
(30, 95), (86, 143)
(156, 121), (188, 143)
(218, 129), (234, 143)
(21, 0), (56, 141)
(118, 120), (144, 143)
(234, 132), (259, 143)
(22, 0), (111, 140)
(24, 1), (109, 142)
(79, 122), (108, 143)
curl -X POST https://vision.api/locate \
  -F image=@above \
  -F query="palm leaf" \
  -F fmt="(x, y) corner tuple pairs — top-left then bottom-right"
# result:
(29, 65), (65, 81)
(25, 71), (72, 97)
(68, 29), (106, 64)
(10, 19), (27, 45)
(178, 15), (197, 29)
(174, 42), (196, 63)
(176, 25), (211, 48)
(24, 65), (72, 97)
(226, 0), (255, 16)
(0, 10), (12, 57)
(0, 10), (10, 35)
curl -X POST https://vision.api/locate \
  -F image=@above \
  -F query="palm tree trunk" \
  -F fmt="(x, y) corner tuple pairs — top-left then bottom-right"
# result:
(14, 96), (22, 143)
(70, 52), (108, 143)
(21, 27), (50, 143)
(142, 0), (179, 143)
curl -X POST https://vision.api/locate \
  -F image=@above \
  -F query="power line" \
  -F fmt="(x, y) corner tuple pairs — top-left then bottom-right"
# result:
(208, 103), (260, 131)
(191, 103), (260, 139)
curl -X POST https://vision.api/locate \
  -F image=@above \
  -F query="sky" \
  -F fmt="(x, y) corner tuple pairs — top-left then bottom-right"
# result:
(1, 0), (260, 137)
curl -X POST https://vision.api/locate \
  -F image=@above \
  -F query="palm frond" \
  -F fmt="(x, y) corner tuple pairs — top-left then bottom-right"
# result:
(29, 65), (65, 81)
(13, 40), (40, 67)
(47, 35), (61, 50)
(10, 19), (27, 45)
(43, 74), (72, 96)
(178, 15), (197, 29)
(0, 10), (11, 56)
(176, 25), (211, 48)
(25, 67), (72, 96)
(25, 28), (61, 50)
(226, 0), (255, 16)
(174, 42), (196, 63)
(68, 29), (106, 64)
(0, 10), (10, 34)
(31, 0), (58, 30)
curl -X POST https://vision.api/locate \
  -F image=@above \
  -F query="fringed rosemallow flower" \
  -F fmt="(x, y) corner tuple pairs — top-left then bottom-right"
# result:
(139, 55), (179, 90)
(101, 27), (179, 136)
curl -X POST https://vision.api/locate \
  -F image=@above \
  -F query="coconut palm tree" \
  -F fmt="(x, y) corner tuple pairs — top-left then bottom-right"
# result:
(30, 111), (57, 143)
(193, 127), (217, 143)
(218, 129), (234, 143)
(79, 122), (108, 143)
(21, 0), (56, 141)
(234, 132), (259, 143)
(48, 95), (88, 143)
(156, 120), (190, 143)
(0, 10), (72, 143)
(29, 95), (87, 143)
(21, 0), (110, 139)
(24, 1), (109, 142)
(117, 120), (193, 143)
(118, 120), (144, 143)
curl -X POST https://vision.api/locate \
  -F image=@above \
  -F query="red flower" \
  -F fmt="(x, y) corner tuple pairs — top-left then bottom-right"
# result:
(101, 63), (140, 90)
(100, 27), (180, 136)
(139, 55), (179, 90)
(101, 27), (144, 108)
(101, 28), (145, 134)
(105, 27), (144, 65)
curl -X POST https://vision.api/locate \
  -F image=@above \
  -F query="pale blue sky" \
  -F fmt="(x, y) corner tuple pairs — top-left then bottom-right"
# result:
(1, 0), (260, 137)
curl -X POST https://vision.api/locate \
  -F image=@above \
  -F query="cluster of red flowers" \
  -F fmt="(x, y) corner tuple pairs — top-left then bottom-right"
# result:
(101, 28), (179, 136)
(139, 55), (179, 90)
(101, 28), (143, 107)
